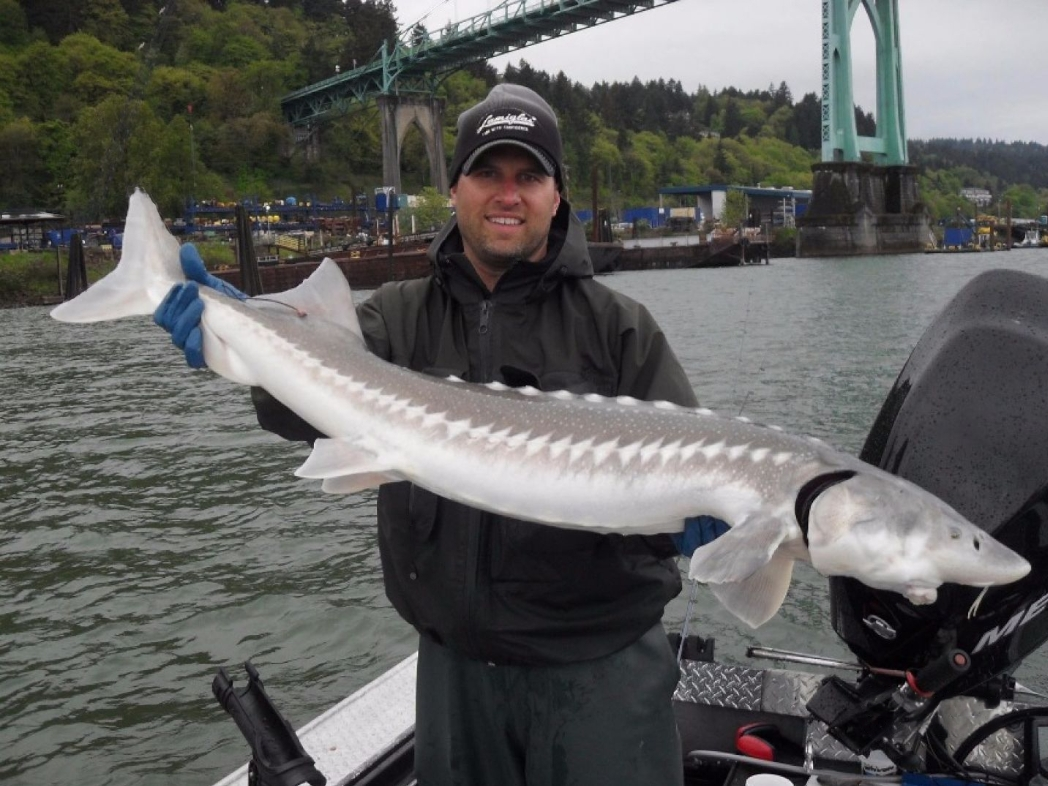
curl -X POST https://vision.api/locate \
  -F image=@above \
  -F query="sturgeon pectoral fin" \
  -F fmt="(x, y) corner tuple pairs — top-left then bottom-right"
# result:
(687, 514), (791, 584)
(295, 438), (400, 492)
(707, 550), (796, 628)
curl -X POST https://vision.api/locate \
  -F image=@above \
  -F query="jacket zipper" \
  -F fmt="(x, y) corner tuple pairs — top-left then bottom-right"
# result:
(477, 298), (494, 383)
(465, 297), (494, 658)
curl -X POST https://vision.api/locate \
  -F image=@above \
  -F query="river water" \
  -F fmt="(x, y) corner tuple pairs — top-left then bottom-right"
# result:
(3, 248), (1048, 785)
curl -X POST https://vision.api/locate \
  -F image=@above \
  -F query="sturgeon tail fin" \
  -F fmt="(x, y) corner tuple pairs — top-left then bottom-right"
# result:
(51, 189), (184, 323)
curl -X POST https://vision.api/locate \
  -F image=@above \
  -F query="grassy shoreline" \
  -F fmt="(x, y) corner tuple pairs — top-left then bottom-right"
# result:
(0, 242), (236, 308)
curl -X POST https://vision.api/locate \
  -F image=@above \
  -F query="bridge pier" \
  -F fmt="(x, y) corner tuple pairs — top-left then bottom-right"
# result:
(796, 163), (932, 256)
(378, 95), (448, 195)
(293, 124), (321, 163)
(797, 0), (930, 257)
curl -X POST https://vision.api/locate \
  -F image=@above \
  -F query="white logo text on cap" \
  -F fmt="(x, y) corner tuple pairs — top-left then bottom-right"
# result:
(477, 112), (536, 135)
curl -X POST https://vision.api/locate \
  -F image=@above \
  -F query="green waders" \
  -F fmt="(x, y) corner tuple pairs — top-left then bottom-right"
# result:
(414, 623), (684, 786)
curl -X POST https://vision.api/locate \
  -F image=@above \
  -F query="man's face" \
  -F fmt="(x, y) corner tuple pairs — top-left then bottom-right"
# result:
(450, 145), (561, 282)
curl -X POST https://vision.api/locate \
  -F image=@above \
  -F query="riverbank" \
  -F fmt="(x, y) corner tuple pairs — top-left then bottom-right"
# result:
(2, 227), (803, 307)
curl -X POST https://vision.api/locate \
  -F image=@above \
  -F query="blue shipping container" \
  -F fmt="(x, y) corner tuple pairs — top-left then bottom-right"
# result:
(944, 227), (973, 247)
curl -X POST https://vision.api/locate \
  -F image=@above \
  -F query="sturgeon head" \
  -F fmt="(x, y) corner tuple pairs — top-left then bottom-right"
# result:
(805, 470), (1031, 604)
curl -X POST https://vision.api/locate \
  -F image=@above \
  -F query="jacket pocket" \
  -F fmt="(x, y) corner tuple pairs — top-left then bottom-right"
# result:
(377, 481), (440, 561)
(407, 483), (441, 543)
(489, 517), (607, 584)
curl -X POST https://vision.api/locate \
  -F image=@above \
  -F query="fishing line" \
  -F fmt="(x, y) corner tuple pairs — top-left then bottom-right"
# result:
(677, 577), (700, 664)
(249, 297), (308, 318)
(401, 0), (458, 37)
(677, 257), (759, 647)
(730, 267), (757, 418)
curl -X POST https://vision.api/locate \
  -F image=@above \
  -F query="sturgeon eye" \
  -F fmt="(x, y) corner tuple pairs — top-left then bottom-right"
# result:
(949, 527), (961, 540)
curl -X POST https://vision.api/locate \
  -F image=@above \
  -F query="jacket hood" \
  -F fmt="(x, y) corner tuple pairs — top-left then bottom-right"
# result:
(427, 198), (593, 299)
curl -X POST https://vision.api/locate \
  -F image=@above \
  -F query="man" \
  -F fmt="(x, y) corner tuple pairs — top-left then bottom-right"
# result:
(156, 83), (724, 785)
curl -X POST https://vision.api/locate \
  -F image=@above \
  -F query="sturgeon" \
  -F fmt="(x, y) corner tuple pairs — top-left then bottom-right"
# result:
(51, 190), (1030, 628)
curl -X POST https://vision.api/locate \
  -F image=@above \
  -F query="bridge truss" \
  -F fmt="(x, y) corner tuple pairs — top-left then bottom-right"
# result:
(281, 0), (681, 126)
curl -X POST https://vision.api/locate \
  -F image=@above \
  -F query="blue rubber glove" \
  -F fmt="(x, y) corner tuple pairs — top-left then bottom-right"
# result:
(671, 516), (730, 557)
(177, 243), (249, 301)
(153, 243), (247, 368)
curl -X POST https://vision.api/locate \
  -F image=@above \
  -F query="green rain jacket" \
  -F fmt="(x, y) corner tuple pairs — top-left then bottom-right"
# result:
(253, 199), (698, 666)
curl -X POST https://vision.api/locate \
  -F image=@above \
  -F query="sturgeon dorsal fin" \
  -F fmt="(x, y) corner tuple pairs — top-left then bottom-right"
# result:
(254, 258), (362, 338)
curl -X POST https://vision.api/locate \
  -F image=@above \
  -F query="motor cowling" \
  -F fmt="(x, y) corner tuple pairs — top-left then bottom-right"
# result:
(829, 268), (1048, 699)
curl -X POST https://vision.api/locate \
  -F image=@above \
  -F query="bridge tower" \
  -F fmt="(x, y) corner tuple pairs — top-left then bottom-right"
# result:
(377, 95), (448, 196)
(821, 0), (906, 165)
(797, 0), (932, 256)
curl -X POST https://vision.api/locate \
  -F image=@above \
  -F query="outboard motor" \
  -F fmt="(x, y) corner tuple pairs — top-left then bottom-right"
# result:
(808, 270), (1048, 763)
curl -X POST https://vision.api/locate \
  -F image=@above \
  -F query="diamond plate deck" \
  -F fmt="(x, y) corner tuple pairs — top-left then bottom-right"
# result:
(937, 695), (1029, 776)
(675, 661), (764, 710)
(212, 651), (1035, 785)
(672, 658), (1031, 776)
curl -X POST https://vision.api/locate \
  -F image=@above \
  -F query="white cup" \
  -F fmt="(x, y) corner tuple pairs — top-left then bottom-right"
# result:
(746, 774), (793, 786)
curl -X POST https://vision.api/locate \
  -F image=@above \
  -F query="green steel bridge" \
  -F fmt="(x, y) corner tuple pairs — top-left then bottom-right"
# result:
(279, 0), (909, 194)
(280, 0), (681, 128)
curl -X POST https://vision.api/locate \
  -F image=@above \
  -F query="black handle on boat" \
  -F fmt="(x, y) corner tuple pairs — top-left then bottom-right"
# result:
(212, 662), (327, 786)
(908, 648), (971, 697)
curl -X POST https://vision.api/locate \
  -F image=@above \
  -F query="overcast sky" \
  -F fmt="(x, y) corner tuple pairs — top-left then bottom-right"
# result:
(393, 0), (1046, 145)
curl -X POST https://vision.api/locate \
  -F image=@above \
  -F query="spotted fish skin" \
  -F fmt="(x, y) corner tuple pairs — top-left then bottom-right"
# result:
(51, 190), (1032, 628)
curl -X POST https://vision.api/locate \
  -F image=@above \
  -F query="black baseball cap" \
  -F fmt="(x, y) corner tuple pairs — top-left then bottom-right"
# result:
(449, 84), (564, 187)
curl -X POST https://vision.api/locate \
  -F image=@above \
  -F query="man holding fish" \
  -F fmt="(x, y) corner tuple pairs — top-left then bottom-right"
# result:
(48, 78), (1028, 785)
(155, 84), (724, 785)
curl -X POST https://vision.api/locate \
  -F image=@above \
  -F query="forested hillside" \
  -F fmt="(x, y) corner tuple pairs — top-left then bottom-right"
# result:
(1, 0), (1045, 222)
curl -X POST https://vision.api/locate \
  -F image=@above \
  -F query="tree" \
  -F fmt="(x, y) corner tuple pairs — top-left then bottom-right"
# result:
(721, 188), (748, 228)
(340, 0), (397, 66)
(20, 0), (78, 44)
(411, 186), (452, 231)
(721, 98), (744, 139)
(11, 40), (68, 121)
(1000, 184), (1041, 219)
(146, 65), (208, 123)
(0, 0), (30, 47)
(0, 118), (49, 207)
(712, 140), (730, 181)
(80, 0), (133, 50)
(303, 0), (344, 21)
(773, 81), (792, 109)
(57, 33), (137, 110)
(792, 92), (822, 151)
(65, 95), (141, 218)
(854, 105), (875, 137)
